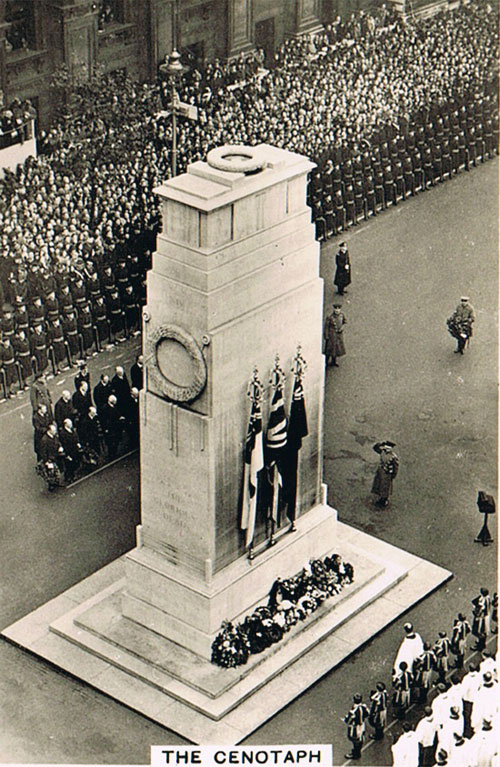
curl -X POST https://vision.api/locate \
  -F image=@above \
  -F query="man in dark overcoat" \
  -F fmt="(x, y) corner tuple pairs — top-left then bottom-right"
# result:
(372, 440), (399, 507)
(334, 242), (351, 295)
(323, 304), (346, 367)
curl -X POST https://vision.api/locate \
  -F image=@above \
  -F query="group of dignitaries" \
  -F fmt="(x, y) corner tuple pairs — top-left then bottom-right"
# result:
(0, 253), (149, 399)
(31, 356), (143, 490)
(343, 588), (497, 765)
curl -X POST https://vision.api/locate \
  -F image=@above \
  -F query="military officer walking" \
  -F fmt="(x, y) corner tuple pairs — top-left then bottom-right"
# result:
(447, 297), (475, 354)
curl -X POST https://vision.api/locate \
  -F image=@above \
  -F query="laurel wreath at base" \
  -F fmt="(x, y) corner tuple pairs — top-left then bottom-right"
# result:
(146, 323), (207, 403)
(211, 554), (354, 668)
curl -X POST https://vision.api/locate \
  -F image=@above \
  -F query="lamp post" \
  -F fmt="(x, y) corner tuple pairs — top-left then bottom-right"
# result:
(159, 49), (184, 178)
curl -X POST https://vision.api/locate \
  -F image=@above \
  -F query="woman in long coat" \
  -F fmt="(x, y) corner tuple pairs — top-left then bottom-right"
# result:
(323, 305), (346, 367)
(372, 441), (399, 507)
(334, 242), (351, 295)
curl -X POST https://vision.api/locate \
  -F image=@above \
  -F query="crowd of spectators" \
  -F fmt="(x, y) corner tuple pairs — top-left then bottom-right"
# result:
(0, 97), (36, 149)
(31, 356), (143, 490)
(0, 2), (498, 402)
(342, 588), (498, 764)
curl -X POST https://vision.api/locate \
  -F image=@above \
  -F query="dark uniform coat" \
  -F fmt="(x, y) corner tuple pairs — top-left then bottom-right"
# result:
(334, 247), (351, 292)
(324, 310), (346, 358)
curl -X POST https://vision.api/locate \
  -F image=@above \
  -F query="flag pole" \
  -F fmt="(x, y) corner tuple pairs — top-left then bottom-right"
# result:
(268, 355), (286, 547)
(244, 367), (264, 561)
(288, 345), (308, 533)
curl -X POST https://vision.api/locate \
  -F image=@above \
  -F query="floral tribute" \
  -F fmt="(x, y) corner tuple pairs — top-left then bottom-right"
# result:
(211, 554), (354, 668)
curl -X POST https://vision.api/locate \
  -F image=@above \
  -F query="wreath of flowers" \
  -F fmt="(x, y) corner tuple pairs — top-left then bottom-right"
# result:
(211, 553), (354, 668)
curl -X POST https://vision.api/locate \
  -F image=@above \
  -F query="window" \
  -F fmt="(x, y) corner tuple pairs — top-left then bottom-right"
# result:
(5, 1), (35, 51)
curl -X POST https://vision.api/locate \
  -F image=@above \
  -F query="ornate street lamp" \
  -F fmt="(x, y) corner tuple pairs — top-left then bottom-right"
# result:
(159, 49), (184, 178)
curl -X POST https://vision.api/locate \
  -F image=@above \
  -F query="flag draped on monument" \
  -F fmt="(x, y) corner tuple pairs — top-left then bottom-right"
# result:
(241, 399), (264, 547)
(285, 375), (309, 522)
(265, 383), (288, 525)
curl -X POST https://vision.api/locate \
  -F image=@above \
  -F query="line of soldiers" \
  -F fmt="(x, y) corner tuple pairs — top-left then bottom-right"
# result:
(0, 252), (150, 399)
(31, 356), (143, 490)
(309, 97), (498, 240)
(342, 589), (497, 762)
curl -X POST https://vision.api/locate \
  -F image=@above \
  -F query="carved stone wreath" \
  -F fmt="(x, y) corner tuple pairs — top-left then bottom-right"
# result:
(206, 145), (267, 174)
(146, 323), (207, 403)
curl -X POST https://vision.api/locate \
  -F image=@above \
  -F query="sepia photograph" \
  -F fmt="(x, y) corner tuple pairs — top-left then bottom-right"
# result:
(0, 0), (497, 765)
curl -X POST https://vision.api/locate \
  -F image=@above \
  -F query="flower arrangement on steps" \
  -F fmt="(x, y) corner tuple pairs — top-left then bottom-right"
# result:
(211, 554), (354, 668)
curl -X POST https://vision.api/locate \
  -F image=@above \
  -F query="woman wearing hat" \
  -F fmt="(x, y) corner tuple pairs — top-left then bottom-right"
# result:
(372, 441), (399, 507)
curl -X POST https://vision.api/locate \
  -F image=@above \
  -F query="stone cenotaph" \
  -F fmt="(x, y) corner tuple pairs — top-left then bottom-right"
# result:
(3, 144), (451, 745)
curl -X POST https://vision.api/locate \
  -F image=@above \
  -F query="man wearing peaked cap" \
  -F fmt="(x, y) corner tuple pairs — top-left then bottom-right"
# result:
(447, 296), (475, 354)
(372, 440), (399, 507)
(323, 303), (346, 368)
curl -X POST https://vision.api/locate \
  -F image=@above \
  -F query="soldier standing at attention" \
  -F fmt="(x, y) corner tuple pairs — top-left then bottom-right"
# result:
(334, 241), (351, 296)
(323, 304), (346, 368)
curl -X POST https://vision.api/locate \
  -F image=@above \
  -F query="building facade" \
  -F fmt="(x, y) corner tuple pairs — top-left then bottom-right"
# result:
(0, 0), (451, 128)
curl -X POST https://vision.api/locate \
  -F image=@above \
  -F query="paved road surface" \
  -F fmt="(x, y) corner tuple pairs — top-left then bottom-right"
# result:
(0, 159), (497, 764)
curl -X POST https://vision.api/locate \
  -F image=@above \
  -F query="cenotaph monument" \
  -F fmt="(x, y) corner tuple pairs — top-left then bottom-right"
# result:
(3, 144), (451, 746)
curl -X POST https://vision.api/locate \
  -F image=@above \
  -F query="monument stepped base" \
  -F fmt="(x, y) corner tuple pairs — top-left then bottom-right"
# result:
(2, 520), (451, 745)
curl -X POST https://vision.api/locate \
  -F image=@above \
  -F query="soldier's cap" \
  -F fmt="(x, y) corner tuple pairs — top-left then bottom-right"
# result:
(333, 303), (342, 309)
(450, 707), (460, 719)
(460, 296), (469, 302)
(353, 693), (362, 703)
(438, 631), (447, 638)
(2, 304), (13, 313)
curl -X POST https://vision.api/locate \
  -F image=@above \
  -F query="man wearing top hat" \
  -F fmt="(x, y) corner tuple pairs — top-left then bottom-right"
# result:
(372, 440), (399, 507)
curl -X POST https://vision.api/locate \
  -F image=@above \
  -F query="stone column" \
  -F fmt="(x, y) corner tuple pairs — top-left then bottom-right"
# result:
(48, 0), (97, 78)
(227, 0), (254, 58)
(122, 144), (337, 659)
(287, 0), (323, 37)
